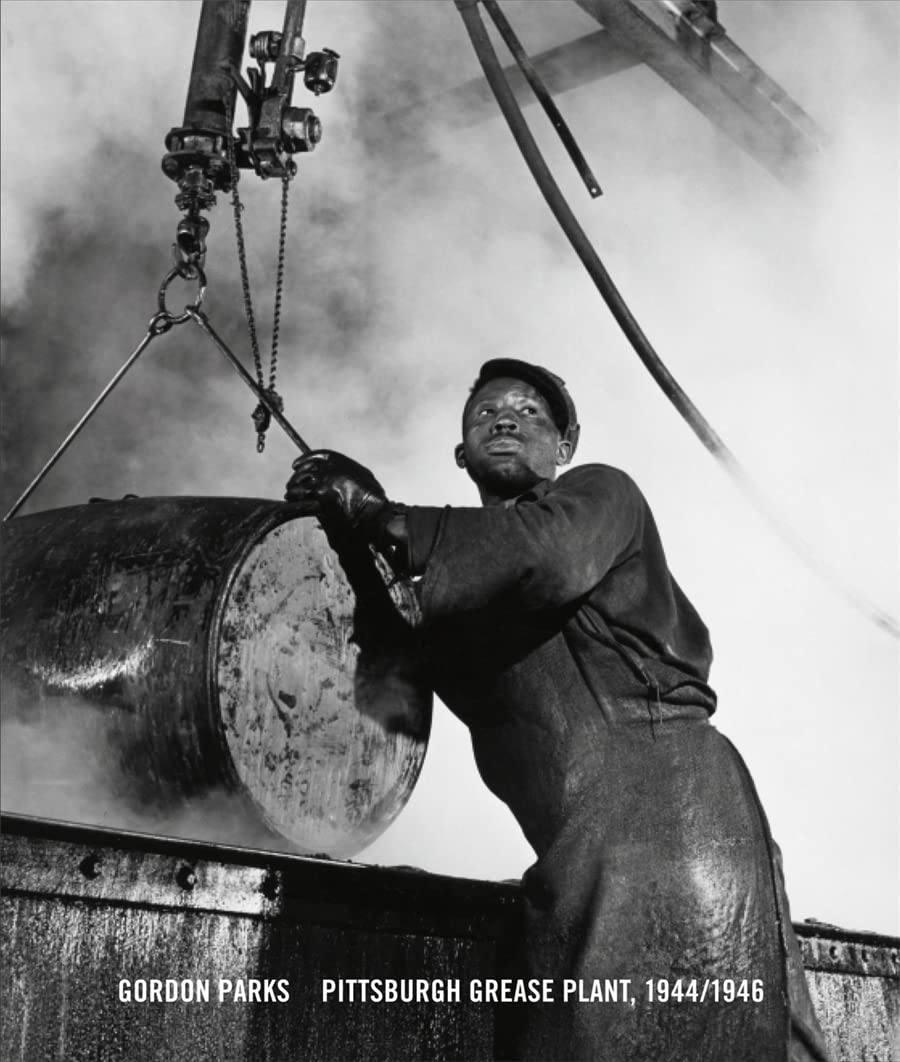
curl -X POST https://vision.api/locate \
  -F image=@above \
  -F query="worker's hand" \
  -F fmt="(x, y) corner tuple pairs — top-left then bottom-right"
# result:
(285, 450), (388, 534)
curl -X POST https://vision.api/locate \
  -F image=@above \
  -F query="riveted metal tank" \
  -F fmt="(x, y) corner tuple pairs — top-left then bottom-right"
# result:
(0, 497), (431, 857)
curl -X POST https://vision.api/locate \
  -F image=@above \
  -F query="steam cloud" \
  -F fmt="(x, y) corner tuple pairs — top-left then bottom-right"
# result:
(0, 683), (298, 854)
(1, 2), (897, 932)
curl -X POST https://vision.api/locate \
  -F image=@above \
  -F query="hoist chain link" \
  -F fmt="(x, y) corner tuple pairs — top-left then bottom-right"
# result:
(269, 173), (291, 391)
(252, 386), (285, 452)
(225, 97), (262, 380)
(224, 93), (292, 454)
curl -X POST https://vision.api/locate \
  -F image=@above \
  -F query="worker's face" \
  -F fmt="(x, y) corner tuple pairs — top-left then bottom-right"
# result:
(456, 377), (573, 505)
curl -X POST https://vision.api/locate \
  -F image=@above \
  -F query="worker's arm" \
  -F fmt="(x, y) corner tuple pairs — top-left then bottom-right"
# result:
(285, 454), (645, 620)
(402, 464), (645, 620)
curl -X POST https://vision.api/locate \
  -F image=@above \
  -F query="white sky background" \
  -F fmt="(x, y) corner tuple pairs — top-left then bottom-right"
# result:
(1, 1), (897, 935)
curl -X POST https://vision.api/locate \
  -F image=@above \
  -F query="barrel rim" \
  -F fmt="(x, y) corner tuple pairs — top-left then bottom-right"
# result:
(205, 502), (315, 804)
(207, 506), (434, 856)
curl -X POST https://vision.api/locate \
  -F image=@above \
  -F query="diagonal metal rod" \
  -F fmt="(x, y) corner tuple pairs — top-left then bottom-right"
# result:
(3, 320), (166, 521)
(481, 0), (602, 198)
(187, 308), (312, 454)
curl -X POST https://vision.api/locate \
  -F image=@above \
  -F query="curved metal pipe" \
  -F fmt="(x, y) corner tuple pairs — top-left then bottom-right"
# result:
(454, 0), (899, 641)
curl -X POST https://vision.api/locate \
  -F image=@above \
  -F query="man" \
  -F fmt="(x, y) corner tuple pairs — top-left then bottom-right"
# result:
(285, 359), (828, 1062)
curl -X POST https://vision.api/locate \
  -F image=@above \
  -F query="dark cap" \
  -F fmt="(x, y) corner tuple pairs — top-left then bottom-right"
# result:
(465, 358), (580, 451)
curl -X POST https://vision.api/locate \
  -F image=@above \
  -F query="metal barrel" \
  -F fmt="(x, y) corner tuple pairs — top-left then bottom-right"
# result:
(0, 497), (431, 857)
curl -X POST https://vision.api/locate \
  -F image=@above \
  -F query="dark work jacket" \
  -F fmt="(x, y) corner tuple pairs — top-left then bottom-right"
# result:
(407, 462), (715, 708)
(402, 463), (827, 1062)
(404, 463), (718, 855)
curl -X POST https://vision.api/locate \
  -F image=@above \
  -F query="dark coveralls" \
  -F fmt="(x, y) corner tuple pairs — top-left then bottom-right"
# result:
(403, 463), (828, 1062)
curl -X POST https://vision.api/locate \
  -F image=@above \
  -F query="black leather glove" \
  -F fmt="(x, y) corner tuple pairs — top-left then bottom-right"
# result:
(285, 450), (388, 534)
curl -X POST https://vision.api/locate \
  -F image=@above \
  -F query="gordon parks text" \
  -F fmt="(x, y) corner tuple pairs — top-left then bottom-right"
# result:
(322, 978), (765, 1004)
(118, 979), (290, 1003)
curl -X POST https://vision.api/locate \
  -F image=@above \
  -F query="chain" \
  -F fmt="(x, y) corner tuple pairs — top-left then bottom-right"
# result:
(225, 93), (291, 452)
(225, 101), (262, 383)
(270, 172), (290, 391)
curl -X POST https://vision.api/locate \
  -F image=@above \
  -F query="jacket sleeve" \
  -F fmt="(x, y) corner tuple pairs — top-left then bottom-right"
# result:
(404, 464), (645, 621)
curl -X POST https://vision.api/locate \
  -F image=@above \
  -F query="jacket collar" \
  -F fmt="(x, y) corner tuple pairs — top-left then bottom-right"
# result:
(504, 477), (553, 508)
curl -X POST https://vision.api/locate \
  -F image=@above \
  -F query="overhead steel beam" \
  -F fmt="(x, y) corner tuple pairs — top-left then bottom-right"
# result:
(387, 27), (638, 132)
(574, 0), (825, 180)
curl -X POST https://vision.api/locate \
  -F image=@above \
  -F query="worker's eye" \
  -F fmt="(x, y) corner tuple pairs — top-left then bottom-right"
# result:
(522, 405), (538, 415)
(477, 407), (494, 416)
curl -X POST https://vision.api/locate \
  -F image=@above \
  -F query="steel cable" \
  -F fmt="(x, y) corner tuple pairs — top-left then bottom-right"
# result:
(4, 315), (171, 521)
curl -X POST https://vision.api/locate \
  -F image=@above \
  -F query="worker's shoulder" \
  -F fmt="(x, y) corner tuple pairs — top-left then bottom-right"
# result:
(551, 462), (643, 497)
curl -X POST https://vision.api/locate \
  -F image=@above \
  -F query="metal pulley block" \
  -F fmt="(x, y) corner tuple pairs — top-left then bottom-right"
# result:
(161, 1), (340, 187)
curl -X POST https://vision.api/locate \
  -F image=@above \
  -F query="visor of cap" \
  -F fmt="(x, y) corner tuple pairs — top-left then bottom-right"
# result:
(471, 358), (578, 439)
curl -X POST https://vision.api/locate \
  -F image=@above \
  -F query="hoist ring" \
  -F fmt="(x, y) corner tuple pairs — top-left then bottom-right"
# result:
(157, 265), (207, 325)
